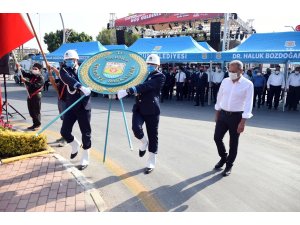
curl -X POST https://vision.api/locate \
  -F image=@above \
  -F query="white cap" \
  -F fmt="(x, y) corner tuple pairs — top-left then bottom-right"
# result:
(64, 50), (79, 60)
(146, 54), (160, 65)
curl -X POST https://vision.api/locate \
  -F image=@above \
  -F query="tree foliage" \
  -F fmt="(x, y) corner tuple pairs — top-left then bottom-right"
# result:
(96, 29), (113, 45)
(44, 29), (93, 52)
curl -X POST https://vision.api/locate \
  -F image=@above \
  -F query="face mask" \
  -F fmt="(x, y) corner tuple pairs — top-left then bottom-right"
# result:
(66, 60), (76, 68)
(32, 70), (40, 75)
(275, 71), (280, 75)
(147, 65), (157, 73)
(257, 72), (261, 76)
(229, 72), (238, 80)
(295, 71), (299, 75)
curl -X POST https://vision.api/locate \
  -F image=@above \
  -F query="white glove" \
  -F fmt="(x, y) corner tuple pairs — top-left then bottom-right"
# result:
(80, 86), (91, 96)
(117, 90), (128, 99)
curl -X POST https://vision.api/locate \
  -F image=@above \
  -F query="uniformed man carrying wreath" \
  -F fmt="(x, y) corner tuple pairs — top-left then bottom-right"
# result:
(118, 54), (165, 174)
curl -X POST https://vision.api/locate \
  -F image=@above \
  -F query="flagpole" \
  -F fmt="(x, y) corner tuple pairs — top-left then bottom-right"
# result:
(12, 51), (29, 97)
(26, 13), (58, 95)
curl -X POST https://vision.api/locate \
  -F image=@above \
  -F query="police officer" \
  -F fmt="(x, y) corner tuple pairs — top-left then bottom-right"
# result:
(194, 66), (208, 106)
(17, 63), (44, 130)
(117, 54), (165, 174)
(59, 50), (92, 170)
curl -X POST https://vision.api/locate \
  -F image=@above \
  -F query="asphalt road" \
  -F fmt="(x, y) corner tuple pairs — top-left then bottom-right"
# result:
(2, 79), (300, 212)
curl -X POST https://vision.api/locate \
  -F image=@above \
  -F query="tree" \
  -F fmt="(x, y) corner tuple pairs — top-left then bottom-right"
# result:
(96, 29), (113, 45)
(124, 31), (140, 46)
(44, 29), (93, 52)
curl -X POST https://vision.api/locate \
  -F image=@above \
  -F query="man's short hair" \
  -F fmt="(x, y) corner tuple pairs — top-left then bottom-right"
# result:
(229, 60), (243, 70)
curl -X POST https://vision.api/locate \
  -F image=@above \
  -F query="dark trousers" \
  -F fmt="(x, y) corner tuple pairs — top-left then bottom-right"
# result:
(132, 111), (159, 154)
(27, 93), (42, 127)
(60, 108), (91, 149)
(187, 84), (195, 101)
(161, 85), (170, 102)
(212, 83), (221, 103)
(268, 85), (282, 109)
(43, 80), (50, 91)
(214, 111), (242, 167)
(169, 86), (174, 100)
(195, 86), (205, 106)
(176, 82), (184, 100)
(287, 86), (300, 110)
(253, 87), (263, 108)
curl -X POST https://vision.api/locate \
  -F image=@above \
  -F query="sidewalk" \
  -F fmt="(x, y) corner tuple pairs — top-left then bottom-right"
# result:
(0, 154), (102, 212)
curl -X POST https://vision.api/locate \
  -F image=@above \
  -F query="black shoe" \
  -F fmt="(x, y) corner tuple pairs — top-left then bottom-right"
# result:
(214, 157), (227, 169)
(139, 150), (146, 157)
(77, 164), (88, 171)
(27, 125), (40, 130)
(222, 166), (232, 176)
(70, 152), (78, 159)
(144, 167), (154, 174)
(27, 125), (35, 130)
(194, 104), (199, 106)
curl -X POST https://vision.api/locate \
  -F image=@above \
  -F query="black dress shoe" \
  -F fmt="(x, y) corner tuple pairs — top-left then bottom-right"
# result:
(194, 104), (200, 106)
(27, 125), (35, 130)
(70, 151), (78, 159)
(214, 158), (227, 169)
(139, 150), (146, 157)
(144, 167), (154, 174)
(222, 166), (232, 176)
(77, 164), (88, 171)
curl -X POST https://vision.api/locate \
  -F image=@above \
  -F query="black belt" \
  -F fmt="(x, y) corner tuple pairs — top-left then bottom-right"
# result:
(221, 109), (243, 115)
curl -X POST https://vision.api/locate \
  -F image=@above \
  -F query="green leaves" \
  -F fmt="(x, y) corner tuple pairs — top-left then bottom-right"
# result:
(44, 29), (93, 52)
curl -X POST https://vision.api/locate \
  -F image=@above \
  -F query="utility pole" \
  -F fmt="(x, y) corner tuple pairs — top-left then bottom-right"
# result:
(59, 13), (66, 43)
(222, 13), (230, 51)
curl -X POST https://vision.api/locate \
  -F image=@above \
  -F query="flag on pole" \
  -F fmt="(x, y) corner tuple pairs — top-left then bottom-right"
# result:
(0, 13), (34, 59)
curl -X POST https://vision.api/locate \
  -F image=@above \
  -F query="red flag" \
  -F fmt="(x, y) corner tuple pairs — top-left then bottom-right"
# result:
(0, 13), (34, 58)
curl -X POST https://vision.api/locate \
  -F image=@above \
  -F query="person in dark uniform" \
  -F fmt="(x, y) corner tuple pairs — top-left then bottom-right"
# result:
(160, 68), (171, 102)
(262, 68), (271, 106)
(17, 63), (44, 130)
(214, 60), (254, 176)
(186, 67), (195, 101)
(117, 54), (165, 174)
(168, 68), (176, 100)
(59, 50), (92, 170)
(194, 67), (208, 106)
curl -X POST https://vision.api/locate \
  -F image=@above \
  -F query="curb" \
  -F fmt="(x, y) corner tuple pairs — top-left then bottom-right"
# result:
(54, 153), (107, 212)
(0, 147), (55, 165)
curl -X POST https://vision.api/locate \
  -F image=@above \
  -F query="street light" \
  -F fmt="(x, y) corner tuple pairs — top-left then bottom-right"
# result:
(284, 25), (295, 31)
(59, 13), (66, 43)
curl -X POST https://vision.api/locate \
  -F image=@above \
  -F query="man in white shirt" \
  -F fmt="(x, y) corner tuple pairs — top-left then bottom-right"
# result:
(214, 60), (254, 176)
(266, 65), (285, 110)
(175, 67), (186, 101)
(212, 66), (224, 103)
(286, 66), (300, 111)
